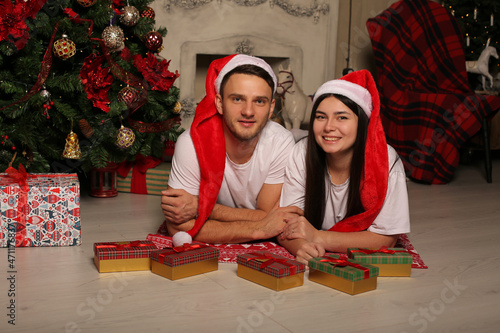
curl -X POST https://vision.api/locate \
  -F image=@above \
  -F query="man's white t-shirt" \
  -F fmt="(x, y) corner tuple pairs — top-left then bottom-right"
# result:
(168, 121), (295, 209)
(280, 138), (410, 235)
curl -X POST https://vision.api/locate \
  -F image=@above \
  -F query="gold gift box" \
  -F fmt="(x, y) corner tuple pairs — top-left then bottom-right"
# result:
(93, 241), (157, 273)
(309, 269), (377, 295)
(237, 264), (304, 291)
(151, 258), (218, 280)
(94, 256), (151, 273)
(372, 263), (411, 277)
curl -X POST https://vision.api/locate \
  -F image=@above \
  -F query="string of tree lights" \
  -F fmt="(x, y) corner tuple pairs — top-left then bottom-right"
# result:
(443, 0), (499, 73)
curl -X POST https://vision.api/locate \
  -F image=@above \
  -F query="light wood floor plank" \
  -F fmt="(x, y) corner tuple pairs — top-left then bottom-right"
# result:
(2, 158), (500, 332)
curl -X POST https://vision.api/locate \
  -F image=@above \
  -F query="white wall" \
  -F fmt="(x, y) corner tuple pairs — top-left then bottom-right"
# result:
(152, 0), (339, 99)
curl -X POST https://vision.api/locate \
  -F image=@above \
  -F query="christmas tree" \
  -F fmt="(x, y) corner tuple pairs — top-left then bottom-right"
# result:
(0, 0), (182, 174)
(443, 0), (499, 73)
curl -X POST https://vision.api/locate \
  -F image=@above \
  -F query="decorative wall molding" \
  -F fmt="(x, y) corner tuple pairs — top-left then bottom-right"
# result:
(165, 0), (330, 23)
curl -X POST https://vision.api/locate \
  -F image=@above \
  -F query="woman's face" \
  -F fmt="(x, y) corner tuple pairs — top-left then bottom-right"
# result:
(312, 96), (358, 158)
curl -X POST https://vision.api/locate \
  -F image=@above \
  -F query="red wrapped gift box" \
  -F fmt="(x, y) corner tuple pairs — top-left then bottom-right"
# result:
(150, 243), (219, 280)
(237, 251), (305, 291)
(94, 240), (157, 273)
(0, 169), (80, 247)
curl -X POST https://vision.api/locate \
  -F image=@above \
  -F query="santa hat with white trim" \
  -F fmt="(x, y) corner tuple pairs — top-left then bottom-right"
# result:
(172, 54), (277, 246)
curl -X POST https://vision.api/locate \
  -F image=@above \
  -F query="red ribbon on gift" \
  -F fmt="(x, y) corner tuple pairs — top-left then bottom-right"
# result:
(96, 240), (151, 251)
(246, 252), (298, 275)
(350, 246), (408, 255)
(156, 243), (203, 264)
(319, 257), (371, 279)
(117, 154), (162, 194)
(172, 243), (202, 253)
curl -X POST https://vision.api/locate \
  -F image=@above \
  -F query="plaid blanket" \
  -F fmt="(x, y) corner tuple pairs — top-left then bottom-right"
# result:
(367, 0), (500, 184)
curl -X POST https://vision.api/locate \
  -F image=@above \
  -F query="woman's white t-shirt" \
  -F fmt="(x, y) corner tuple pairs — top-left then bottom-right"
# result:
(280, 138), (410, 235)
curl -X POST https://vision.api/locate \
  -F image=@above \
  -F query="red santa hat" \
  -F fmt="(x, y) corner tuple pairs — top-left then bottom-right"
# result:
(313, 70), (389, 232)
(172, 54), (277, 246)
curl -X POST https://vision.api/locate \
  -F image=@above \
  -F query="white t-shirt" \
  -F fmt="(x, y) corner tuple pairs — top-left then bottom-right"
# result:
(280, 138), (410, 235)
(168, 121), (295, 209)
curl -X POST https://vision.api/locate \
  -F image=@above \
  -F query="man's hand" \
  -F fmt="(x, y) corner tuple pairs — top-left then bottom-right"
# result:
(161, 188), (198, 224)
(252, 205), (304, 240)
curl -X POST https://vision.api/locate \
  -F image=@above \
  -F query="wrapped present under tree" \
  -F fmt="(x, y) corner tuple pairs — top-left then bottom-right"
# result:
(1, 165), (80, 247)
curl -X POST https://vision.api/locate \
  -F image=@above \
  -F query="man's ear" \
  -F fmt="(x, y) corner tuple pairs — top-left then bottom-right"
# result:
(215, 94), (223, 115)
(268, 98), (276, 119)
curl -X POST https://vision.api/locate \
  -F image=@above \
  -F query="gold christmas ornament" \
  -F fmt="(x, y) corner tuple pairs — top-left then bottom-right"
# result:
(53, 34), (76, 60)
(62, 130), (82, 159)
(173, 101), (183, 114)
(102, 25), (125, 51)
(116, 125), (135, 149)
(119, 6), (140, 26)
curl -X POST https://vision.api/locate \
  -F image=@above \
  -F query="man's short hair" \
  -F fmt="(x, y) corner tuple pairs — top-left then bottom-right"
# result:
(219, 64), (275, 98)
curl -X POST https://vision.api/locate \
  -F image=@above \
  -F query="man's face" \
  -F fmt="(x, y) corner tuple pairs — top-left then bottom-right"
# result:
(215, 73), (275, 143)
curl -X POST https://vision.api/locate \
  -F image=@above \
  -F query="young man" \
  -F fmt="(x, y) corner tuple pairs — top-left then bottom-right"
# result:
(161, 54), (302, 245)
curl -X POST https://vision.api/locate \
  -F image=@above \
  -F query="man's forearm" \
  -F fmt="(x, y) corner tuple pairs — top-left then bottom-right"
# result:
(167, 218), (266, 244)
(209, 204), (267, 222)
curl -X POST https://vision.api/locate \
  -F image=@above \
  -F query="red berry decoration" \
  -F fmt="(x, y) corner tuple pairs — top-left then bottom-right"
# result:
(143, 31), (163, 52)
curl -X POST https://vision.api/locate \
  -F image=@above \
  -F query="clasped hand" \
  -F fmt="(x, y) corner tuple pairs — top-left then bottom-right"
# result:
(161, 188), (198, 224)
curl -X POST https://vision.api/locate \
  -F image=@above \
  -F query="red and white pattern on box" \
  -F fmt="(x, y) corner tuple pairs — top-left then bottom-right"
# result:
(146, 233), (428, 269)
(0, 174), (81, 247)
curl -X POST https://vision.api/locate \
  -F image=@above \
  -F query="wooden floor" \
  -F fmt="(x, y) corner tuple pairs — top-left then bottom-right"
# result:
(2, 155), (500, 333)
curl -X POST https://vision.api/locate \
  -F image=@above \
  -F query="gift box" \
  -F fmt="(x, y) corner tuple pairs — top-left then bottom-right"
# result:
(347, 247), (412, 277)
(94, 240), (157, 273)
(0, 169), (81, 247)
(308, 254), (379, 295)
(150, 243), (219, 280)
(236, 251), (305, 291)
(117, 160), (170, 196)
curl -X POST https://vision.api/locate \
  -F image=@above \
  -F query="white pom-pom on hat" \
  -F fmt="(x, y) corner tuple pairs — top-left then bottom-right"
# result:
(172, 231), (192, 247)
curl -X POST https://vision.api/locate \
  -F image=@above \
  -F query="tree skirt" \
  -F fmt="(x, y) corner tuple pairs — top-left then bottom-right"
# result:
(146, 233), (427, 269)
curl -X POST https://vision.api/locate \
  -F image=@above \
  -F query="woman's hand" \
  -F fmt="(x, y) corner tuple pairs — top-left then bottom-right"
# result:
(280, 216), (319, 243)
(295, 241), (325, 266)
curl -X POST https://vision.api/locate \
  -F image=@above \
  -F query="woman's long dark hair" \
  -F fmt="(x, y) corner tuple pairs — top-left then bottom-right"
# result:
(304, 93), (369, 230)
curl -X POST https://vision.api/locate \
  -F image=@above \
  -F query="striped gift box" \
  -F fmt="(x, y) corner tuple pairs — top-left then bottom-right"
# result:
(236, 251), (305, 291)
(93, 240), (157, 273)
(308, 254), (379, 295)
(150, 243), (219, 280)
(117, 163), (170, 196)
(347, 247), (412, 277)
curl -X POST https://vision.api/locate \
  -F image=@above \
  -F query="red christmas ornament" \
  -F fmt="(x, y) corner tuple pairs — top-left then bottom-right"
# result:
(77, 0), (97, 7)
(143, 31), (163, 52)
(117, 86), (139, 108)
(53, 34), (76, 60)
(141, 6), (155, 19)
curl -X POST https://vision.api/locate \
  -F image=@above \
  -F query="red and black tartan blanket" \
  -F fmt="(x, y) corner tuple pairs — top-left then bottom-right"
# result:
(367, 0), (500, 184)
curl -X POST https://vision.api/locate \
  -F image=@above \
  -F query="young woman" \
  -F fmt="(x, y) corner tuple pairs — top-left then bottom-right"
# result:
(279, 70), (410, 264)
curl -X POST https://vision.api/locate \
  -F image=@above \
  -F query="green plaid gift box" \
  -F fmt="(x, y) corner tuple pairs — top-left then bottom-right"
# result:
(347, 247), (412, 265)
(94, 240), (157, 260)
(151, 243), (219, 267)
(237, 251), (305, 278)
(308, 254), (379, 281)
